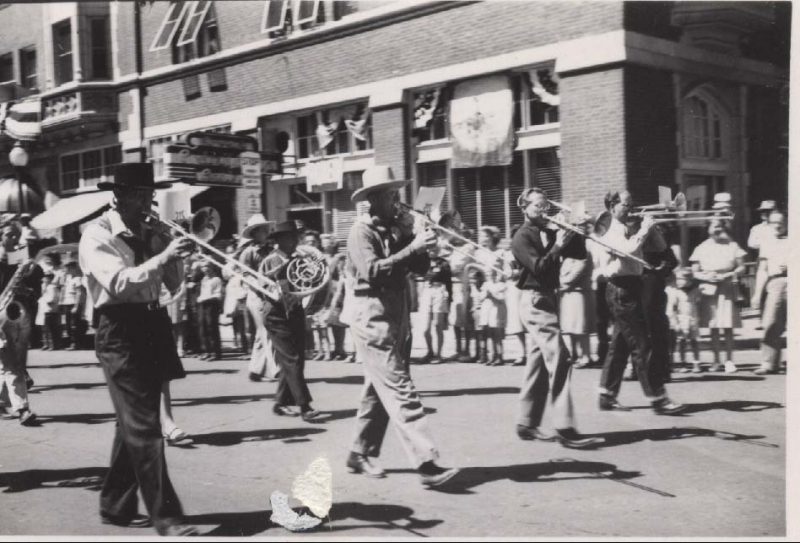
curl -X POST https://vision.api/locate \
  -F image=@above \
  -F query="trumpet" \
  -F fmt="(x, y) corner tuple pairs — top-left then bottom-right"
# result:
(397, 203), (507, 276)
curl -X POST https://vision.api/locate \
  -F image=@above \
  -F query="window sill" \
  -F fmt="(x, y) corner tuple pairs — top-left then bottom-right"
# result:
(515, 123), (560, 135)
(296, 149), (374, 163)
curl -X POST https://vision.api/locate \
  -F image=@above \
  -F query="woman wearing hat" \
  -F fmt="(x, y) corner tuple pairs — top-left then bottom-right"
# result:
(344, 165), (458, 487)
(237, 214), (280, 382)
(748, 200), (777, 313)
(257, 220), (322, 422)
(78, 162), (197, 536)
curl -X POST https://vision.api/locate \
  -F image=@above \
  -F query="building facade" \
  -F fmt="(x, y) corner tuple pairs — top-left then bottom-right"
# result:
(0, 1), (789, 254)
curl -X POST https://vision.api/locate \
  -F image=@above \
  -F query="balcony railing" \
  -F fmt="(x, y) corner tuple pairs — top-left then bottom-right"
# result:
(41, 89), (117, 128)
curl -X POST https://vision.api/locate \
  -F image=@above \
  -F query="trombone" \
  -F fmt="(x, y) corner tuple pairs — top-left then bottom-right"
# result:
(629, 192), (734, 223)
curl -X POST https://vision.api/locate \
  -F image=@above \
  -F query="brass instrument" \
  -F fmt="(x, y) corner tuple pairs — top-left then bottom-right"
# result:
(144, 208), (330, 301)
(629, 192), (734, 223)
(0, 258), (35, 323)
(397, 203), (507, 276)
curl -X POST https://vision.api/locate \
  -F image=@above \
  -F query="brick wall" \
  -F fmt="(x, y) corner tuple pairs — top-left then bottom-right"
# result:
(372, 105), (409, 180)
(559, 67), (627, 215)
(624, 64), (678, 206)
(0, 4), (45, 93)
(142, 1), (622, 127)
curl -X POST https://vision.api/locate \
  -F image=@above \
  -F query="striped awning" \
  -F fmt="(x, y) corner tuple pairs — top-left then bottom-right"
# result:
(0, 99), (41, 141)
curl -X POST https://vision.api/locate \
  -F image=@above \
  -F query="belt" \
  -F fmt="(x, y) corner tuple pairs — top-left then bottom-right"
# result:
(607, 275), (642, 288)
(767, 273), (787, 281)
(352, 288), (403, 297)
(97, 301), (162, 313)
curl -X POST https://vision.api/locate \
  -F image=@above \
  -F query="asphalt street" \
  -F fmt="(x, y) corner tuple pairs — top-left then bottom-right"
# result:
(0, 320), (786, 538)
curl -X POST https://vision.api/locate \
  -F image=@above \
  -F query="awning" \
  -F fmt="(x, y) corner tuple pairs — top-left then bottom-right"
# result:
(30, 183), (210, 231)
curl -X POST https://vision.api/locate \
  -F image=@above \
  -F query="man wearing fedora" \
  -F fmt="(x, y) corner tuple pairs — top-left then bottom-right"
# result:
(78, 162), (198, 536)
(345, 165), (458, 487)
(748, 200), (777, 313)
(257, 220), (322, 422)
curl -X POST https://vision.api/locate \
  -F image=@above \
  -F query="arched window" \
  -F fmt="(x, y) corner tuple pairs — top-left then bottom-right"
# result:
(683, 93), (727, 160)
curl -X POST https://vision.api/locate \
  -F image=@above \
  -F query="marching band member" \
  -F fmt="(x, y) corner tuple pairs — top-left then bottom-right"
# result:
(0, 220), (43, 426)
(78, 163), (197, 536)
(238, 214), (278, 382)
(257, 221), (322, 422)
(641, 225), (678, 383)
(597, 190), (685, 415)
(345, 165), (458, 487)
(511, 188), (602, 449)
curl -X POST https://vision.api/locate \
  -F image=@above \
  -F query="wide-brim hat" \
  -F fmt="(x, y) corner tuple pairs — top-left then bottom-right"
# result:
(267, 220), (299, 240)
(351, 165), (410, 202)
(97, 163), (173, 191)
(241, 213), (274, 239)
(757, 200), (777, 212)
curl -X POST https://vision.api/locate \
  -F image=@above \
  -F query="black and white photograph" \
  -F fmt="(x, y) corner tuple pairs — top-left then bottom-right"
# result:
(0, 0), (792, 538)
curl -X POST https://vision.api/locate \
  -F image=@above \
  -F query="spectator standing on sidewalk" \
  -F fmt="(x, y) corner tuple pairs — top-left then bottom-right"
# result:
(197, 262), (223, 361)
(755, 210), (788, 375)
(748, 200), (777, 313)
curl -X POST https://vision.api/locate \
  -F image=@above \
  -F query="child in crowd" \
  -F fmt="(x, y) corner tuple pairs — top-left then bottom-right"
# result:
(321, 234), (349, 361)
(466, 266), (486, 363)
(480, 266), (507, 365)
(37, 272), (59, 351)
(197, 262), (223, 361)
(419, 250), (452, 364)
(448, 229), (476, 362)
(59, 261), (86, 350)
(667, 268), (702, 373)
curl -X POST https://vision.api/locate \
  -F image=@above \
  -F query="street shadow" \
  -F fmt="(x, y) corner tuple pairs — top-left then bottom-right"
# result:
(420, 386), (519, 397)
(323, 501), (444, 533)
(386, 460), (642, 495)
(183, 369), (239, 376)
(306, 375), (364, 385)
(28, 381), (107, 393)
(669, 375), (766, 383)
(586, 426), (772, 448)
(27, 362), (98, 370)
(172, 393), (275, 407)
(184, 510), (271, 537)
(682, 400), (783, 414)
(191, 427), (326, 447)
(38, 412), (116, 425)
(0, 467), (106, 493)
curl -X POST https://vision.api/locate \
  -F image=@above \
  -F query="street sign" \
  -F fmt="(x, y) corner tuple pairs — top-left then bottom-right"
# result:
(305, 157), (344, 193)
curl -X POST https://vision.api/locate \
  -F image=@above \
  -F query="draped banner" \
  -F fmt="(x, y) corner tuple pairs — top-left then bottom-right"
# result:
(527, 68), (560, 107)
(449, 75), (514, 168)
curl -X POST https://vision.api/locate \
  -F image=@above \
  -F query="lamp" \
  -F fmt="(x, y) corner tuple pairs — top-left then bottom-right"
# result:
(9, 141), (29, 213)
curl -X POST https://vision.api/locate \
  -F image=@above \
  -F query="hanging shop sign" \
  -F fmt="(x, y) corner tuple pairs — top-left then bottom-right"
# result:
(246, 190), (262, 214)
(163, 131), (282, 187)
(305, 156), (344, 193)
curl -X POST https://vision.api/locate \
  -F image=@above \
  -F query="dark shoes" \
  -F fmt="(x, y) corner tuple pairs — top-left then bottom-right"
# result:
(19, 409), (37, 426)
(555, 428), (604, 450)
(753, 367), (777, 375)
(516, 425), (557, 442)
(598, 396), (631, 412)
(301, 408), (324, 422)
(418, 461), (459, 487)
(248, 372), (262, 382)
(101, 513), (153, 528)
(346, 452), (385, 478)
(652, 398), (687, 416)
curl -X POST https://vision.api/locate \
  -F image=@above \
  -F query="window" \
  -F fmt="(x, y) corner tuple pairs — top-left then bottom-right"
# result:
(151, 1), (190, 51)
(513, 69), (559, 130)
(413, 87), (448, 143)
(172, 3), (220, 64)
(0, 53), (12, 83)
(296, 104), (372, 159)
(261, 0), (325, 36)
(19, 47), (36, 92)
(683, 94), (725, 159)
(59, 145), (121, 192)
(89, 17), (110, 80)
(53, 20), (73, 86)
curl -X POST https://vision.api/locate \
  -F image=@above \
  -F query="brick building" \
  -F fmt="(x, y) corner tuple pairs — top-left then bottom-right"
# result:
(0, 1), (789, 256)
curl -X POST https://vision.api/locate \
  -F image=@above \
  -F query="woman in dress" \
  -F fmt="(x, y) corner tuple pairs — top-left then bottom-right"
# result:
(505, 226), (527, 366)
(476, 226), (506, 366)
(689, 218), (746, 373)
(559, 252), (595, 368)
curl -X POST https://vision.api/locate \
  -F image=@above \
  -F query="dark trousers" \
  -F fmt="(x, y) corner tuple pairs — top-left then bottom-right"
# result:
(95, 305), (184, 534)
(199, 299), (222, 358)
(44, 312), (61, 349)
(232, 304), (248, 352)
(600, 278), (665, 400)
(595, 278), (610, 363)
(641, 273), (671, 383)
(268, 309), (312, 408)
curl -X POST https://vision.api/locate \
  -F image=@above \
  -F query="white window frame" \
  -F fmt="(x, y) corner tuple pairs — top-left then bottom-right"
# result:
(261, 0), (289, 33)
(150, 1), (191, 52)
(176, 0), (213, 47)
(682, 92), (727, 161)
(59, 144), (121, 193)
(293, 0), (320, 26)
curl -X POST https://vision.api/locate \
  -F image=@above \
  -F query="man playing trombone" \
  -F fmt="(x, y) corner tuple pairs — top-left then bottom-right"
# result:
(511, 188), (603, 449)
(596, 190), (686, 415)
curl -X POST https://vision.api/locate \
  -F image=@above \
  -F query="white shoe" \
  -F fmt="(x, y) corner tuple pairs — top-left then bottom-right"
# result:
(691, 362), (703, 374)
(724, 361), (738, 374)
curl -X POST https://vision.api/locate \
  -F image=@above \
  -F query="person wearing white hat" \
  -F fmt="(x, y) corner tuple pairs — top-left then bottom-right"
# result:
(748, 200), (777, 313)
(344, 165), (459, 487)
(237, 214), (279, 381)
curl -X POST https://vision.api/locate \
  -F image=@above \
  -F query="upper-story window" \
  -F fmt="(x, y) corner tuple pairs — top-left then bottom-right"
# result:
(60, 145), (121, 192)
(296, 103), (372, 159)
(19, 47), (37, 92)
(262, 0), (342, 37)
(413, 87), (448, 143)
(89, 17), (111, 80)
(683, 93), (726, 159)
(53, 19), (73, 86)
(151, 1), (221, 63)
(513, 68), (559, 130)
(0, 53), (12, 83)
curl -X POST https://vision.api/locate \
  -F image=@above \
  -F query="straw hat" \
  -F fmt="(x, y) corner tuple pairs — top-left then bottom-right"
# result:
(351, 165), (410, 202)
(241, 214), (273, 239)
